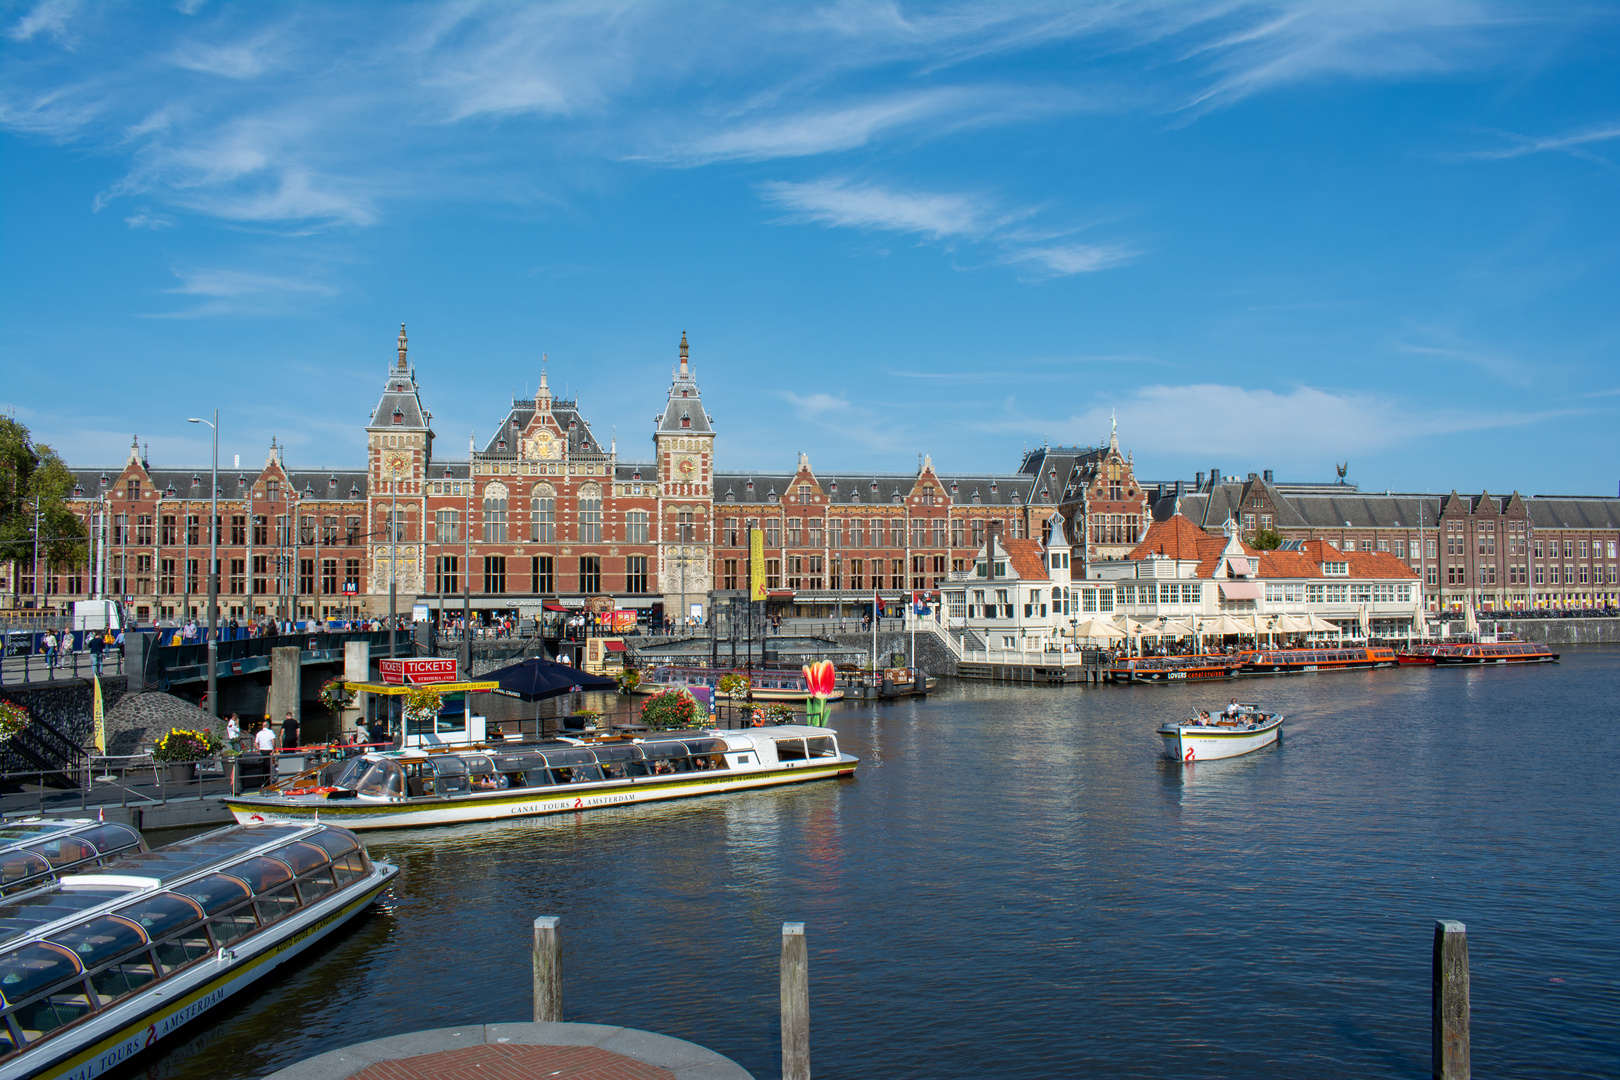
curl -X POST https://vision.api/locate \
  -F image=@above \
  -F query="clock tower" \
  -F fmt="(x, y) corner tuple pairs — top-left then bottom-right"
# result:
(654, 332), (715, 624)
(365, 324), (435, 609)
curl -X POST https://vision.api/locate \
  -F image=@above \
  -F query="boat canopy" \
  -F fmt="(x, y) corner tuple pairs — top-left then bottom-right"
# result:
(0, 823), (371, 1057)
(0, 821), (144, 898)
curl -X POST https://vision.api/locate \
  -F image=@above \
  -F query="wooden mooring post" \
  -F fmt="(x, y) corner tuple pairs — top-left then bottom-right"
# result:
(1432, 920), (1469, 1080)
(533, 915), (562, 1023)
(781, 921), (810, 1080)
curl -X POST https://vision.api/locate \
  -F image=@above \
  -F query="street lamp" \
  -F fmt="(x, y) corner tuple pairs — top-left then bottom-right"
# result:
(186, 413), (220, 718)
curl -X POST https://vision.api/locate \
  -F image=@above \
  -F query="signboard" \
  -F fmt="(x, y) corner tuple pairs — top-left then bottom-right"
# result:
(342, 582), (358, 595)
(608, 609), (638, 633)
(749, 527), (766, 601)
(378, 658), (459, 685)
(411, 603), (430, 623)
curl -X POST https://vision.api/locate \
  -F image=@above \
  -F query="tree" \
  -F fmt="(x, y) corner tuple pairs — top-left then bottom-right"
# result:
(1250, 528), (1284, 550)
(0, 416), (88, 574)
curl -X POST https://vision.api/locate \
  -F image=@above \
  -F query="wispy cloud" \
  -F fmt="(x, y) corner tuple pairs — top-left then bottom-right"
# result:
(1454, 119), (1620, 163)
(760, 176), (1131, 278)
(149, 266), (338, 318)
(7, 0), (77, 44)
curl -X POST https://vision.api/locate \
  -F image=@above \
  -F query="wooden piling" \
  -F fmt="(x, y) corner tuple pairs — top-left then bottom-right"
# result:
(532, 915), (561, 1023)
(781, 921), (810, 1080)
(1432, 920), (1469, 1080)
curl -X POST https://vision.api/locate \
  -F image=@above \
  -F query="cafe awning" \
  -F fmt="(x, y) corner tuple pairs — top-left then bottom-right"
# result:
(603, 640), (627, 652)
(1219, 581), (1265, 600)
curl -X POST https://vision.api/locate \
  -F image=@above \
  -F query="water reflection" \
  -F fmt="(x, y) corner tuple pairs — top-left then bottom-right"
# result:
(123, 647), (1620, 1080)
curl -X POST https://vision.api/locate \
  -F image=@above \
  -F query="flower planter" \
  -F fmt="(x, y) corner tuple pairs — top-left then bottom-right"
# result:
(164, 762), (198, 784)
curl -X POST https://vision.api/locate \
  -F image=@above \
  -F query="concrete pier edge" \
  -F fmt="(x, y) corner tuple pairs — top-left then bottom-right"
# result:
(263, 1020), (755, 1080)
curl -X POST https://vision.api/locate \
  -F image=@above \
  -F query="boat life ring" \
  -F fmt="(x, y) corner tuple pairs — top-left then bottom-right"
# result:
(1183, 746), (1195, 762)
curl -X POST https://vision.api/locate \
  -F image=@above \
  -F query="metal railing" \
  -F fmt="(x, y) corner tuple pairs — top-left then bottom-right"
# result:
(0, 650), (125, 686)
(0, 753), (232, 818)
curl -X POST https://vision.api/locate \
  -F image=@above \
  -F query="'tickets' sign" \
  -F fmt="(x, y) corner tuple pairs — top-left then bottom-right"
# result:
(378, 658), (459, 685)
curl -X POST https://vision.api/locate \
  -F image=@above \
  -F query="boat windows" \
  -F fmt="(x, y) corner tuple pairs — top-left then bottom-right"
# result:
(558, 765), (604, 784)
(2, 942), (91, 1041)
(273, 842), (330, 876)
(305, 829), (361, 862)
(29, 838), (96, 871)
(320, 757), (368, 789)
(775, 739), (807, 761)
(172, 873), (252, 916)
(50, 916), (155, 1004)
(805, 737), (838, 759)
(0, 890), (131, 943)
(73, 825), (141, 857)
(681, 739), (728, 756)
(115, 893), (205, 946)
(592, 745), (640, 764)
(0, 852), (50, 895)
(355, 761), (405, 798)
(540, 749), (598, 768)
(330, 852), (369, 885)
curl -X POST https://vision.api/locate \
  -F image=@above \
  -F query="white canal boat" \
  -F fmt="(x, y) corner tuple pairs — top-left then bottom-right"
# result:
(1158, 705), (1283, 763)
(225, 724), (858, 831)
(0, 819), (146, 899)
(0, 822), (396, 1080)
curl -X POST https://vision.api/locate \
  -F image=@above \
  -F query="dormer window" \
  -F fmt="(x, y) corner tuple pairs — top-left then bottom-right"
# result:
(972, 491), (981, 504)
(497, 438), (506, 451)
(746, 479), (754, 492)
(850, 491), (859, 502)
(950, 483), (958, 495)
(392, 407), (404, 425)
(829, 482), (838, 492)
(331, 476), (340, 488)
(633, 470), (641, 481)
(73, 484), (83, 496)
(191, 474), (201, 487)
(682, 389), (689, 397)
(350, 485), (361, 498)
(726, 491), (735, 502)
(443, 468), (452, 479)
(681, 413), (691, 429)
(870, 481), (878, 492)
(1322, 561), (1349, 576)
(990, 482), (997, 494)
(166, 483), (176, 496)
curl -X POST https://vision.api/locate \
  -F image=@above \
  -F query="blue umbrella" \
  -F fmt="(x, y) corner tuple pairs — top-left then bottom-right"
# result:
(482, 657), (617, 701)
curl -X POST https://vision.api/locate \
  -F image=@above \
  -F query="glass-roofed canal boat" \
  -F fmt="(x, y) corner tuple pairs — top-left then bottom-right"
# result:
(0, 822), (396, 1080)
(0, 820), (145, 899)
(225, 725), (859, 830)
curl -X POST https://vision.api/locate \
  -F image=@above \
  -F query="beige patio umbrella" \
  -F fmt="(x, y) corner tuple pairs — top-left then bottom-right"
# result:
(1156, 618), (1198, 637)
(1273, 612), (1313, 634)
(1197, 614), (1250, 636)
(1307, 613), (1340, 635)
(1071, 616), (1127, 640)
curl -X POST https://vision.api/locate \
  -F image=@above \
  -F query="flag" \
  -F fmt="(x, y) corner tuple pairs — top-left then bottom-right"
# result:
(92, 676), (106, 754)
(912, 590), (928, 616)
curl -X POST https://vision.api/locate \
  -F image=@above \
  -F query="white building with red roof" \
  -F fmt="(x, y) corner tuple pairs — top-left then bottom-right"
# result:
(941, 520), (1076, 651)
(1083, 513), (1422, 638)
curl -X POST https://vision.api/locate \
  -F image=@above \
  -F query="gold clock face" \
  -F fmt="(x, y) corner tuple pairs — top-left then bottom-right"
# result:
(677, 455), (697, 477)
(385, 452), (409, 476)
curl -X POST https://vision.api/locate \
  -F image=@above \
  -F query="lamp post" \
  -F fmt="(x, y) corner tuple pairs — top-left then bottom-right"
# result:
(187, 412), (220, 718)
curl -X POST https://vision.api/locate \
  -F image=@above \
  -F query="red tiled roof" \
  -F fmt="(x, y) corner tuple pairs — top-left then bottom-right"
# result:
(1126, 517), (1418, 581)
(1001, 538), (1049, 581)
(1128, 515), (1214, 561)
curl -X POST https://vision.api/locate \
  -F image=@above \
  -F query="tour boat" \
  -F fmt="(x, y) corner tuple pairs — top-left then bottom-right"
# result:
(633, 666), (845, 703)
(1105, 655), (1244, 684)
(0, 819), (145, 899)
(1395, 644), (1459, 665)
(1158, 706), (1283, 762)
(1237, 646), (1398, 675)
(0, 822), (396, 1080)
(1433, 641), (1559, 665)
(225, 724), (859, 831)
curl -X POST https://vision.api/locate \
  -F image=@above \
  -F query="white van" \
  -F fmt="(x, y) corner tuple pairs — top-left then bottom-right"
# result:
(72, 599), (125, 634)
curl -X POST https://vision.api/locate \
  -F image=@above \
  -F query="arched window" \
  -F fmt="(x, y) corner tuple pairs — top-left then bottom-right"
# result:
(530, 483), (555, 543)
(578, 483), (602, 543)
(482, 482), (508, 543)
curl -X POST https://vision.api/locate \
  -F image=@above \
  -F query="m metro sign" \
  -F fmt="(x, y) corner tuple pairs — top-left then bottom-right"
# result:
(378, 658), (459, 686)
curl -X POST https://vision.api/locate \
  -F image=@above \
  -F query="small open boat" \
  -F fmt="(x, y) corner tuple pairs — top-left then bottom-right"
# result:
(1158, 705), (1283, 762)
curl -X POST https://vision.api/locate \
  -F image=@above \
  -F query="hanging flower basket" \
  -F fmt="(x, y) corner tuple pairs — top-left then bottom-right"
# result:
(318, 677), (353, 712)
(640, 689), (700, 731)
(616, 669), (641, 694)
(764, 702), (795, 725)
(717, 672), (750, 698)
(403, 686), (444, 730)
(152, 727), (221, 763)
(0, 700), (30, 743)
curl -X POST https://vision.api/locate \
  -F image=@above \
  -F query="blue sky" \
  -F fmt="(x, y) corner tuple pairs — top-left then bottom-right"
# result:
(2, 1), (1618, 496)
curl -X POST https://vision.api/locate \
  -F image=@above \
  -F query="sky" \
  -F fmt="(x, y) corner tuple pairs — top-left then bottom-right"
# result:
(2, 1), (1618, 497)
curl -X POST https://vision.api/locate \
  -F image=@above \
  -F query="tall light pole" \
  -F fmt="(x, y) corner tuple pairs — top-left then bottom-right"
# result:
(188, 413), (220, 717)
(389, 471), (398, 657)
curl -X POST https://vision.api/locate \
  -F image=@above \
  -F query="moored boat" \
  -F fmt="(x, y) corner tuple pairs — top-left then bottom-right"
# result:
(225, 724), (858, 831)
(1395, 644), (1457, 665)
(634, 666), (845, 703)
(1433, 641), (1559, 665)
(1238, 646), (1398, 675)
(1106, 655), (1244, 684)
(1158, 706), (1283, 762)
(0, 822), (395, 1080)
(840, 667), (936, 699)
(0, 819), (145, 898)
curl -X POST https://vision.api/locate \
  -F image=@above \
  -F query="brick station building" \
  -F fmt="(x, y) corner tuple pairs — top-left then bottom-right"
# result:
(7, 328), (1618, 622)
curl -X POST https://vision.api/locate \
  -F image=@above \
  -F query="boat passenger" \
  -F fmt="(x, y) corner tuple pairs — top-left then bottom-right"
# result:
(1225, 699), (1241, 718)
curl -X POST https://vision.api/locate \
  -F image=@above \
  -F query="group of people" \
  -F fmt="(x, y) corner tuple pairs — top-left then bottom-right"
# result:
(1186, 700), (1253, 727)
(36, 628), (121, 675)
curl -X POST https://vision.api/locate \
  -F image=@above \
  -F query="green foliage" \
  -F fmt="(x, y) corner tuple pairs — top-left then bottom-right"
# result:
(1250, 528), (1284, 550)
(716, 672), (750, 698)
(152, 727), (221, 762)
(616, 668), (641, 694)
(764, 702), (795, 724)
(0, 416), (88, 570)
(403, 686), (444, 728)
(318, 678), (353, 711)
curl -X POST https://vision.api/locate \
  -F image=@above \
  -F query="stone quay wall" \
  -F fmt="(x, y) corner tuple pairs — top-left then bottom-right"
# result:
(1495, 618), (1620, 645)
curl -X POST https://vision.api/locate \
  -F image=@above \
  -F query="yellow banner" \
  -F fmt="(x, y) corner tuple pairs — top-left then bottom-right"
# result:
(93, 676), (106, 754)
(342, 680), (500, 696)
(749, 527), (766, 601)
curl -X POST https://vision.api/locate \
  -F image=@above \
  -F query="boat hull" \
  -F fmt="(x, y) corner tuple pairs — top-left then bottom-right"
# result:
(633, 683), (845, 703)
(1159, 716), (1283, 762)
(1433, 654), (1558, 666)
(226, 757), (858, 830)
(5, 864), (397, 1080)
(1110, 666), (1242, 683)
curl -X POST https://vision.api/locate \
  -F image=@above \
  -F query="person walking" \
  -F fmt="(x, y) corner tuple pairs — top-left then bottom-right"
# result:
(254, 719), (277, 757)
(88, 629), (106, 675)
(225, 713), (242, 752)
(42, 629), (58, 675)
(281, 711), (300, 752)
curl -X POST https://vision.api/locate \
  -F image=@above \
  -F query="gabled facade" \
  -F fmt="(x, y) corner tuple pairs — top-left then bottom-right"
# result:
(940, 519), (1075, 651)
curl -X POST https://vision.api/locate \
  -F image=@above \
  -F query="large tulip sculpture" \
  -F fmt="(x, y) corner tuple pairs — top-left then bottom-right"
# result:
(802, 660), (836, 726)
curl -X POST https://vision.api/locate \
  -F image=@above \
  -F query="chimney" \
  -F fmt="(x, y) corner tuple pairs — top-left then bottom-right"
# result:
(1263, 469), (1273, 484)
(1194, 472), (1204, 489)
(1174, 479), (1183, 498)
(1248, 472), (1258, 481)
(1209, 466), (1220, 490)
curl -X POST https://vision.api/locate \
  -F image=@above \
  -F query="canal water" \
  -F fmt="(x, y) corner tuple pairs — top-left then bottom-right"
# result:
(130, 646), (1618, 1080)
